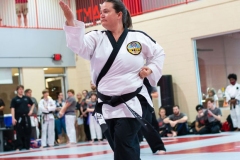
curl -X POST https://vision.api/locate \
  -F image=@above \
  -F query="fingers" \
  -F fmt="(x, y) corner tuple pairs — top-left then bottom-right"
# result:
(139, 70), (148, 79)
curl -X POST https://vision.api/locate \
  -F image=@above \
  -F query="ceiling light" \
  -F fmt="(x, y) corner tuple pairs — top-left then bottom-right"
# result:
(43, 68), (48, 70)
(14, 73), (19, 76)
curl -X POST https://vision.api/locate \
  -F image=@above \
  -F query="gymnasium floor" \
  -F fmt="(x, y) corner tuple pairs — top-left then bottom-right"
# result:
(0, 132), (240, 160)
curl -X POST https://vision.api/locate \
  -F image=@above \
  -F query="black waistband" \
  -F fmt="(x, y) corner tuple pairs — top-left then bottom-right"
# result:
(97, 86), (142, 107)
(42, 111), (53, 114)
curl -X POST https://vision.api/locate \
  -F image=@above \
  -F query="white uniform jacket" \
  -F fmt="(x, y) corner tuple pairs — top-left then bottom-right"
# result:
(64, 20), (165, 119)
(225, 83), (240, 103)
(39, 98), (56, 121)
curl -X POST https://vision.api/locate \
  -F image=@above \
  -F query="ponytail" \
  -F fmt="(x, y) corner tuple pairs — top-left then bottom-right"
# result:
(124, 9), (132, 29)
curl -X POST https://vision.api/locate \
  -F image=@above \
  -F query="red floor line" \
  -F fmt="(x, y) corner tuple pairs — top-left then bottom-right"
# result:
(0, 135), (226, 159)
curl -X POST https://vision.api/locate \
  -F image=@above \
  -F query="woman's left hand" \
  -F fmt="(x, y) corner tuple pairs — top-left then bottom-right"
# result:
(139, 66), (152, 79)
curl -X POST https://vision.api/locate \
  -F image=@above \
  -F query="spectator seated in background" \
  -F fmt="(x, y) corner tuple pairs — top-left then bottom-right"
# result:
(164, 105), (188, 137)
(157, 107), (169, 137)
(194, 104), (209, 134)
(204, 98), (222, 134)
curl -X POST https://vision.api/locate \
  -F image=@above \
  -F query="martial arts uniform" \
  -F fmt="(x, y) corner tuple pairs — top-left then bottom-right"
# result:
(87, 101), (102, 140)
(225, 83), (240, 128)
(137, 79), (166, 152)
(10, 96), (33, 150)
(64, 20), (165, 160)
(39, 98), (56, 147)
(65, 96), (77, 143)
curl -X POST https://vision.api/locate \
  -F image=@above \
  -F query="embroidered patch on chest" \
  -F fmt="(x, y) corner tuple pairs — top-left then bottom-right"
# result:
(126, 41), (142, 55)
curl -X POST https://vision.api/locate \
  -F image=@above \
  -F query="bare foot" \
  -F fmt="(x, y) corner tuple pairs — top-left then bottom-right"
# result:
(172, 131), (177, 137)
(90, 140), (94, 143)
(155, 150), (166, 155)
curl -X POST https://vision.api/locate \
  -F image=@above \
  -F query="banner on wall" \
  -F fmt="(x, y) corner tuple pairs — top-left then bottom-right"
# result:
(0, 68), (13, 84)
(75, 0), (102, 24)
(75, 0), (143, 24)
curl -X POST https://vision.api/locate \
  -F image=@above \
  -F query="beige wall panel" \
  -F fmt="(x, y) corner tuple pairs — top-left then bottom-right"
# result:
(22, 68), (45, 102)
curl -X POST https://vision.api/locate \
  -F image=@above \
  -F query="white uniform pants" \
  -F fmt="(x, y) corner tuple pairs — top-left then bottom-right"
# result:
(230, 105), (240, 128)
(89, 114), (102, 140)
(41, 119), (55, 147)
(65, 115), (77, 143)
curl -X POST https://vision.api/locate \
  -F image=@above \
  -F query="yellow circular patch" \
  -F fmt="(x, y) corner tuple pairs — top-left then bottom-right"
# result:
(126, 41), (142, 55)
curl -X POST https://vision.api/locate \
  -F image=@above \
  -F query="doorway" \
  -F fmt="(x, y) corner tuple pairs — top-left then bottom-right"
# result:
(45, 77), (65, 100)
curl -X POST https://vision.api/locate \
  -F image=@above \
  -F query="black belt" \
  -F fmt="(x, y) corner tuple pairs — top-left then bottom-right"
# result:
(42, 112), (53, 124)
(97, 86), (142, 107)
(42, 112), (53, 114)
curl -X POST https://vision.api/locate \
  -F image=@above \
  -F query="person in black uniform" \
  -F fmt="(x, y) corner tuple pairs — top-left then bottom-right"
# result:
(11, 85), (34, 151)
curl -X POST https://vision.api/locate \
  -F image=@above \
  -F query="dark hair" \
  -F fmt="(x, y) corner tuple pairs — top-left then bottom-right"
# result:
(104, 0), (132, 29)
(173, 105), (180, 109)
(228, 73), (237, 80)
(42, 89), (49, 94)
(24, 89), (32, 94)
(67, 89), (75, 94)
(196, 104), (203, 111)
(205, 98), (214, 104)
(82, 90), (88, 94)
(16, 85), (24, 91)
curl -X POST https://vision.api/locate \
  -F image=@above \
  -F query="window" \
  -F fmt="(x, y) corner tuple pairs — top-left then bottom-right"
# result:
(0, 68), (21, 114)
(196, 32), (240, 108)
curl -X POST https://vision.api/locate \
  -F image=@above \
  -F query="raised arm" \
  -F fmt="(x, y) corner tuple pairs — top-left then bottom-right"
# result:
(60, 0), (98, 60)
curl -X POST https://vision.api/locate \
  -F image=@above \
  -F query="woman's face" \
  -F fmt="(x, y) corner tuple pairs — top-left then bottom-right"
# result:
(82, 91), (87, 97)
(58, 93), (63, 99)
(91, 95), (97, 101)
(100, 2), (122, 30)
(159, 109), (166, 117)
(208, 90), (213, 97)
(77, 93), (82, 99)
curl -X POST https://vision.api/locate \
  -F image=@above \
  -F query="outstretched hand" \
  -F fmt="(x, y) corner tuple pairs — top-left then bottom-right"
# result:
(59, 0), (74, 26)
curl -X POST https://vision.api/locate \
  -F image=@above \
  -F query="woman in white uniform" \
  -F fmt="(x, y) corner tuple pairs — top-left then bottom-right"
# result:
(59, 0), (165, 159)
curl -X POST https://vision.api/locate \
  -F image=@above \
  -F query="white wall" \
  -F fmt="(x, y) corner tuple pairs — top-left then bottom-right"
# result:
(0, 0), (76, 28)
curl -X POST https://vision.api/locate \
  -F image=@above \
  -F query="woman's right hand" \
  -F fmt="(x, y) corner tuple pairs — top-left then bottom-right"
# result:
(59, 0), (74, 26)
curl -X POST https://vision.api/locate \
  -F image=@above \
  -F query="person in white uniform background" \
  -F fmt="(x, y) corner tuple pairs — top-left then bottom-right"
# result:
(39, 89), (56, 148)
(59, 0), (165, 159)
(225, 73), (240, 131)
